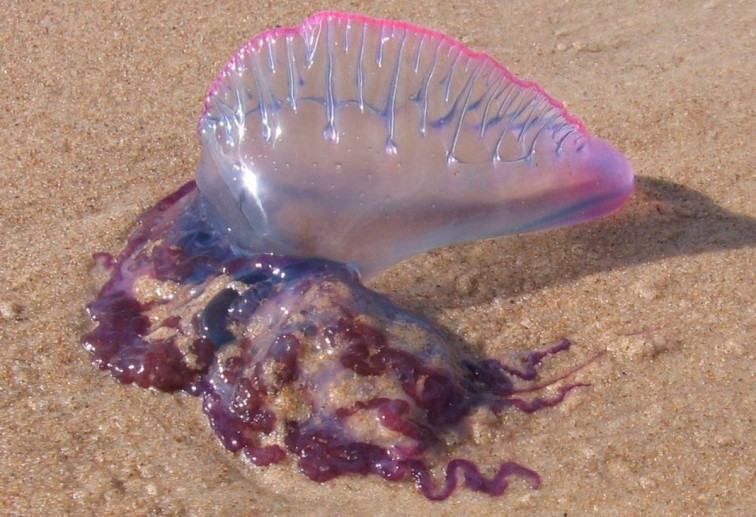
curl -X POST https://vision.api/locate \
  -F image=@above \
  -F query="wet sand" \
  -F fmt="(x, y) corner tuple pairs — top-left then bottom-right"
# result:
(1, 1), (753, 515)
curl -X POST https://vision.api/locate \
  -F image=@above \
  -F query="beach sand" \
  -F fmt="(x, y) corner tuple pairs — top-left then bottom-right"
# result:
(1, 1), (753, 515)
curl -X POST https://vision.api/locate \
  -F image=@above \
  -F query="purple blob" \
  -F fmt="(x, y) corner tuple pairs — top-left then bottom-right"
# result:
(84, 184), (588, 499)
(83, 12), (632, 500)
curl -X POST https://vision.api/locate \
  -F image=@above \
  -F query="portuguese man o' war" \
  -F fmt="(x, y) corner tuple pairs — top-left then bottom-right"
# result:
(83, 12), (634, 500)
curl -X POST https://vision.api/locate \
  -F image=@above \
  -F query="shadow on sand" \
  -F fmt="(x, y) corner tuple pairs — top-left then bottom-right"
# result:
(387, 176), (756, 310)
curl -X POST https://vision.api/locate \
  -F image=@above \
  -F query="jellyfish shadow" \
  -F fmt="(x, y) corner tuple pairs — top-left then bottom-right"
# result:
(385, 176), (756, 310)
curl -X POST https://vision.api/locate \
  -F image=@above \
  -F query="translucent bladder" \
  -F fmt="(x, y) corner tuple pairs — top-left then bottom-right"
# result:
(197, 12), (635, 277)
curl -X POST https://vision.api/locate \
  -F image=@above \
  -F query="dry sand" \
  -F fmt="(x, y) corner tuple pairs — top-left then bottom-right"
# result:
(1, 1), (753, 515)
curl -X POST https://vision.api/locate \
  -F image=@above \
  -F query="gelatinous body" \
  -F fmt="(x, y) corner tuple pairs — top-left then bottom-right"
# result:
(85, 184), (588, 499)
(198, 12), (634, 277)
(84, 12), (634, 500)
